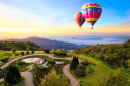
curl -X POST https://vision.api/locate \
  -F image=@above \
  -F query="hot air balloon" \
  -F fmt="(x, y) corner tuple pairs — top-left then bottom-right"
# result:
(74, 12), (85, 28)
(81, 3), (102, 29)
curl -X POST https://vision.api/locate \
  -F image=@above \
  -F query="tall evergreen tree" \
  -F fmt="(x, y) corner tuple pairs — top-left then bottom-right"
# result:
(14, 66), (21, 80)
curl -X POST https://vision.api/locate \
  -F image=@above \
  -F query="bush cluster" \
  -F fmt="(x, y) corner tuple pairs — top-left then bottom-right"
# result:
(1, 57), (9, 62)
(53, 52), (67, 56)
(75, 64), (86, 77)
(47, 59), (55, 65)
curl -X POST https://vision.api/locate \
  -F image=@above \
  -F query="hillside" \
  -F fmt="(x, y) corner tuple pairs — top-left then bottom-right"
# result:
(74, 39), (130, 68)
(4, 36), (85, 50)
(0, 41), (44, 51)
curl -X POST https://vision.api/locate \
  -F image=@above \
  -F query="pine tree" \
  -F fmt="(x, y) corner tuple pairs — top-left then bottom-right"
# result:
(4, 70), (14, 83)
(70, 56), (79, 70)
(14, 66), (21, 80)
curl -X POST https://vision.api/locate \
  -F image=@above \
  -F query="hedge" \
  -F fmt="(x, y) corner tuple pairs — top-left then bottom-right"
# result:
(53, 52), (67, 56)
(1, 57), (9, 62)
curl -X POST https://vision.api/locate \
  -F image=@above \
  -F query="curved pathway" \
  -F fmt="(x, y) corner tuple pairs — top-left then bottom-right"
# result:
(0, 54), (81, 86)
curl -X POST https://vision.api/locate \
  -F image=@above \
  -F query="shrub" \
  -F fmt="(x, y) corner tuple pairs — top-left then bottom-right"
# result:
(21, 52), (24, 55)
(47, 59), (55, 65)
(88, 66), (94, 74)
(44, 49), (50, 54)
(76, 69), (85, 77)
(1, 57), (9, 62)
(15, 53), (20, 56)
(26, 51), (29, 55)
(31, 50), (34, 54)
(12, 49), (15, 53)
(81, 59), (89, 66)
(36, 65), (46, 71)
(77, 64), (86, 71)
(18, 61), (26, 65)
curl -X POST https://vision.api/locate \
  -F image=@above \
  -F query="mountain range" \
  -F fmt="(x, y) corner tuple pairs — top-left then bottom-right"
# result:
(3, 36), (86, 50)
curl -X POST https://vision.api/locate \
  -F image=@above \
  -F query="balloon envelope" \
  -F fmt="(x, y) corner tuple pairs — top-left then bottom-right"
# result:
(74, 12), (85, 27)
(81, 3), (102, 26)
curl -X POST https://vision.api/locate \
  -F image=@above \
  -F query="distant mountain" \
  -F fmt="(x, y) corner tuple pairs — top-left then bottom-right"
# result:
(4, 36), (87, 50)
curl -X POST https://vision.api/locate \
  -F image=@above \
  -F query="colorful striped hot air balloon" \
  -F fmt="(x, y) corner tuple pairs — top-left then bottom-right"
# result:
(81, 3), (102, 29)
(74, 12), (85, 28)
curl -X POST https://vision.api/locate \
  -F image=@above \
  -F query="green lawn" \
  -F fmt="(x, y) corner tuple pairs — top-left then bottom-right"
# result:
(72, 54), (130, 86)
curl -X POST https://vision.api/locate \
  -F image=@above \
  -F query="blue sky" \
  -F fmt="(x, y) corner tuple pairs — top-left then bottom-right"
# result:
(1, 0), (130, 26)
(0, 0), (130, 38)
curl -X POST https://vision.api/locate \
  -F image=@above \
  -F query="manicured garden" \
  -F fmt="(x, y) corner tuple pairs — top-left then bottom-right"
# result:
(29, 56), (70, 86)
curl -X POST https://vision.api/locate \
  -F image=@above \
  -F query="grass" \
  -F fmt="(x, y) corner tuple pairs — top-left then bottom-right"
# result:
(71, 53), (130, 86)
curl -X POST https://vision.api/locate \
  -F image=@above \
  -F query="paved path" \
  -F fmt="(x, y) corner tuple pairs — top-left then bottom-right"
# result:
(21, 64), (34, 86)
(0, 54), (81, 86)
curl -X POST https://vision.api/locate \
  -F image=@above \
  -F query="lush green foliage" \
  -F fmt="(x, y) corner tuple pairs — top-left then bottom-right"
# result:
(39, 69), (70, 86)
(1, 57), (9, 62)
(0, 41), (44, 51)
(53, 52), (67, 56)
(26, 51), (29, 55)
(75, 64), (86, 77)
(44, 49), (50, 54)
(70, 56), (79, 70)
(36, 65), (46, 71)
(31, 50), (34, 54)
(47, 59), (55, 65)
(99, 67), (128, 86)
(74, 39), (130, 67)
(81, 59), (89, 66)
(21, 52), (24, 56)
(4, 65), (21, 84)
(12, 49), (16, 53)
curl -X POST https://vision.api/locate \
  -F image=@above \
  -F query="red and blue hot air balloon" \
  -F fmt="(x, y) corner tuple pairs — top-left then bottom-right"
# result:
(74, 12), (85, 28)
(81, 3), (102, 29)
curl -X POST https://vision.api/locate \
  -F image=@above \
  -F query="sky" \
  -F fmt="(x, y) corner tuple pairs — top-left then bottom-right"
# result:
(0, 0), (130, 39)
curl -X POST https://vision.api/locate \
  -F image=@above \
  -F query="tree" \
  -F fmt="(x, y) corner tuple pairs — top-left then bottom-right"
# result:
(39, 69), (70, 86)
(14, 66), (21, 80)
(70, 56), (79, 70)
(99, 67), (128, 86)
(4, 70), (14, 83)
(52, 47), (55, 52)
